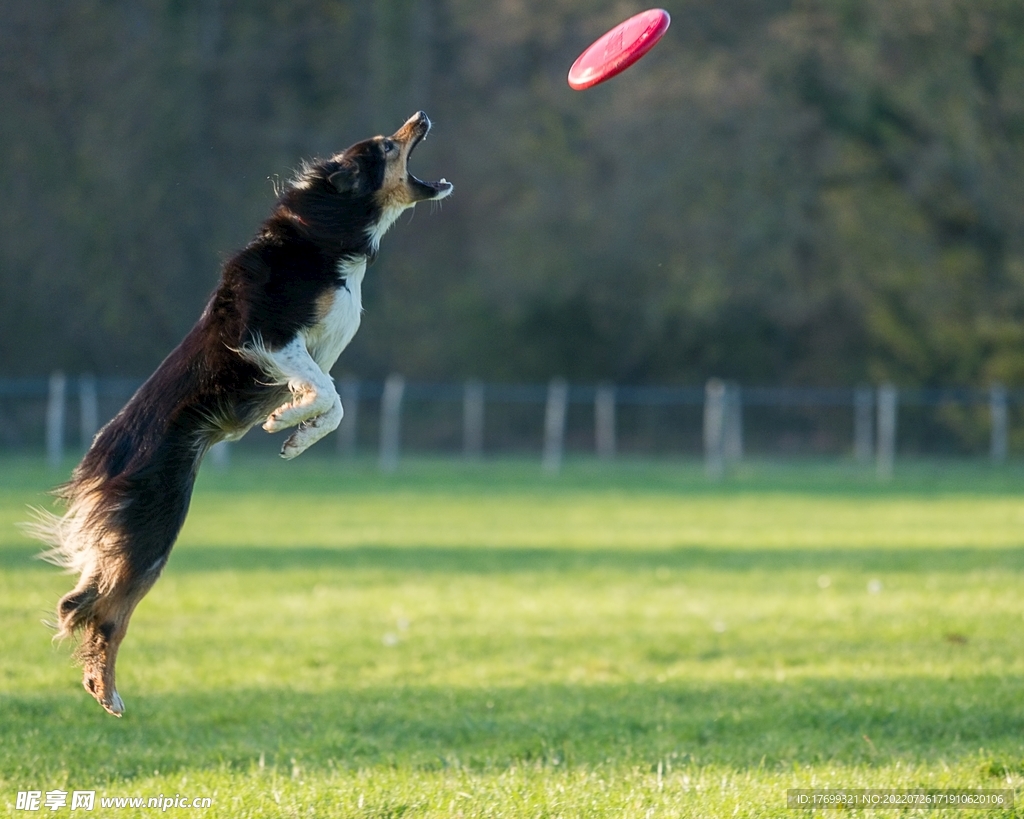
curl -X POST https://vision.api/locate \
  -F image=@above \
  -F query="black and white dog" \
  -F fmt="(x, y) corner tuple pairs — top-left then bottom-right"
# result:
(28, 112), (452, 716)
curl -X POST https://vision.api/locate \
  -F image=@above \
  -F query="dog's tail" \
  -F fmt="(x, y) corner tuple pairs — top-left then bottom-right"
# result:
(24, 474), (135, 638)
(26, 479), (109, 626)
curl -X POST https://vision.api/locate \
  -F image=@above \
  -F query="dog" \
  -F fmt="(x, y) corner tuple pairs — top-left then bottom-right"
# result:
(26, 112), (452, 716)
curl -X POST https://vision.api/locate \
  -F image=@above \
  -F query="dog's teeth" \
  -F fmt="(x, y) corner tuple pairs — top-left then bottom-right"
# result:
(439, 178), (448, 184)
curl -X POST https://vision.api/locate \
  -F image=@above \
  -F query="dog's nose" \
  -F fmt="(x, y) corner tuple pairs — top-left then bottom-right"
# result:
(408, 111), (430, 130)
(392, 111), (432, 143)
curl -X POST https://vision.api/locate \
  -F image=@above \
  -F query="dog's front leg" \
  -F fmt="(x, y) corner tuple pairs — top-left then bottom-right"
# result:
(260, 339), (343, 459)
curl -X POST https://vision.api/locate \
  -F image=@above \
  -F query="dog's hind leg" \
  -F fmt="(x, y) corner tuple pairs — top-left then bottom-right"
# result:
(37, 434), (200, 716)
(57, 562), (162, 717)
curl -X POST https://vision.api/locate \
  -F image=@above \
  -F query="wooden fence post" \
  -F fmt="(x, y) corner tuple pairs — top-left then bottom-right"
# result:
(704, 378), (726, 480)
(876, 383), (897, 480)
(46, 371), (66, 468)
(379, 374), (405, 472)
(595, 383), (616, 460)
(854, 386), (874, 464)
(990, 383), (1008, 463)
(724, 382), (743, 465)
(542, 378), (568, 474)
(463, 379), (485, 460)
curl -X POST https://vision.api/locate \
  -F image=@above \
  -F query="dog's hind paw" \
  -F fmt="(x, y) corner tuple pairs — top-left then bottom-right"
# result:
(102, 689), (125, 717)
(83, 670), (125, 717)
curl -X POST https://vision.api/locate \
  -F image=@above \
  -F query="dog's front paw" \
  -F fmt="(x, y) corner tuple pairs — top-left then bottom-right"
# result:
(264, 388), (326, 433)
(280, 426), (314, 459)
(278, 404), (342, 459)
(279, 414), (326, 458)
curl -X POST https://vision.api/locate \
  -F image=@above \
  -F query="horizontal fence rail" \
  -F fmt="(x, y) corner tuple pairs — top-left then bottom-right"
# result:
(0, 374), (1020, 477)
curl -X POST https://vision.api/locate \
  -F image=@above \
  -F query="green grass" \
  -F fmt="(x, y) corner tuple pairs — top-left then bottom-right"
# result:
(1, 455), (1023, 817)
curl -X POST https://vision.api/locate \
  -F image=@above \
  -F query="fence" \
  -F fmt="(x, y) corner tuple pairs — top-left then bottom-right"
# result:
(0, 373), (1019, 477)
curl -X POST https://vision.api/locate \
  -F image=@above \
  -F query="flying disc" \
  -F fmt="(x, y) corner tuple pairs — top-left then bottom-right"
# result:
(567, 8), (670, 91)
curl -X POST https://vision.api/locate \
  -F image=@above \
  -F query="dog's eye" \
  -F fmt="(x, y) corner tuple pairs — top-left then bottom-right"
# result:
(382, 139), (396, 156)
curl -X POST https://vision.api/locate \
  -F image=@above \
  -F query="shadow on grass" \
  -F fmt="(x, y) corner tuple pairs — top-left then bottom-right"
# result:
(6, 543), (1024, 578)
(9, 454), (1024, 499)
(2, 675), (1022, 783)
(5, 543), (1024, 575)
(173, 543), (1024, 575)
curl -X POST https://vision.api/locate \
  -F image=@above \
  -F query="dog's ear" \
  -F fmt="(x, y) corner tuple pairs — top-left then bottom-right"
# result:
(327, 160), (363, 195)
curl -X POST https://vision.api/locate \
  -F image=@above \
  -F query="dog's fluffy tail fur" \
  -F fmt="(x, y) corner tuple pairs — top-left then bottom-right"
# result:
(27, 476), (141, 636)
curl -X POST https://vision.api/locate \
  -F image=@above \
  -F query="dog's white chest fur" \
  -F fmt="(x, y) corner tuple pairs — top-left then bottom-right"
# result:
(248, 256), (365, 460)
(304, 257), (366, 373)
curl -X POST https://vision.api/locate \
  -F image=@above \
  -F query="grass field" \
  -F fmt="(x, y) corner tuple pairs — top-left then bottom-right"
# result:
(1, 455), (1023, 817)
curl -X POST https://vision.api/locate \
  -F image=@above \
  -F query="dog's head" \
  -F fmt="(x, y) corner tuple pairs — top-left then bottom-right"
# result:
(282, 112), (452, 256)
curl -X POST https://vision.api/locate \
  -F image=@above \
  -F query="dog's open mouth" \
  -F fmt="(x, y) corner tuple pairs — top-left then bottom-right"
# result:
(398, 112), (453, 201)
(412, 174), (452, 198)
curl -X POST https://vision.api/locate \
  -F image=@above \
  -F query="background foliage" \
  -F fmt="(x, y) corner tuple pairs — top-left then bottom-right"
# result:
(1, 0), (1023, 387)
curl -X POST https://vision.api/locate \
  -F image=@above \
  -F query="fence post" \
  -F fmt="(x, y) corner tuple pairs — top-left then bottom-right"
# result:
(724, 382), (743, 464)
(876, 383), (897, 480)
(853, 386), (874, 464)
(337, 377), (360, 457)
(379, 374), (405, 473)
(990, 382), (1008, 464)
(463, 379), (485, 460)
(542, 377), (568, 474)
(78, 373), (98, 449)
(704, 378), (726, 480)
(595, 382), (616, 460)
(46, 371), (67, 469)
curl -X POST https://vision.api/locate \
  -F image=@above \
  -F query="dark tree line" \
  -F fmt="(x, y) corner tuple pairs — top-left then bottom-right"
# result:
(1, 0), (1022, 387)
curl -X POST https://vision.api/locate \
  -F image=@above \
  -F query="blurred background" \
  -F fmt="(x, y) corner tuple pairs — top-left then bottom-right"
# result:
(1, 0), (1023, 461)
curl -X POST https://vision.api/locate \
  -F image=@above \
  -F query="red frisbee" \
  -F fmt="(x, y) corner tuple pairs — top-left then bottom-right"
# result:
(568, 8), (671, 91)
